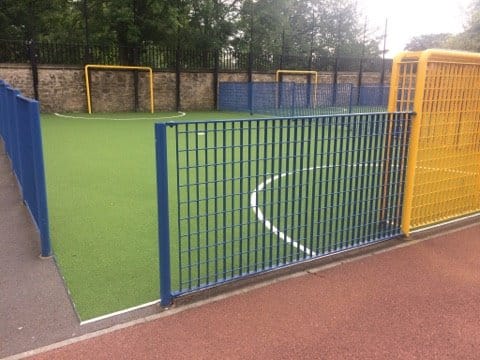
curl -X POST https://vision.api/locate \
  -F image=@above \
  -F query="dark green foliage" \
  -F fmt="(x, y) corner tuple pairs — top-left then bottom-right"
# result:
(0, 0), (381, 59)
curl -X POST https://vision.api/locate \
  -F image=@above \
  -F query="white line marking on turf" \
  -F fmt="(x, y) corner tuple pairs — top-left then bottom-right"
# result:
(80, 299), (159, 326)
(250, 163), (387, 257)
(53, 112), (187, 121)
(250, 167), (321, 257)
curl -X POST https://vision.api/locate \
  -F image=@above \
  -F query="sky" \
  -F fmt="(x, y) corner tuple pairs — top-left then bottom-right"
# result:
(357, 0), (473, 56)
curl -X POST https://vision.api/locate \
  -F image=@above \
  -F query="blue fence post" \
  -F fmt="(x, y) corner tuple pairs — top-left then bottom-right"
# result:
(248, 82), (254, 115)
(291, 82), (296, 116)
(348, 84), (354, 113)
(155, 123), (173, 307)
(0, 80), (5, 139)
(27, 99), (52, 257)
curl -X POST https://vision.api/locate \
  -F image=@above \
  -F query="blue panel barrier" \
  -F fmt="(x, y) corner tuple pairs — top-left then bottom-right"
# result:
(218, 82), (390, 116)
(0, 80), (52, 257)
(156, 112), (413, 304)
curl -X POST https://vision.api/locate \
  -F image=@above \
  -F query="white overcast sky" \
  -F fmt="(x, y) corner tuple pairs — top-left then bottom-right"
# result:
(356, 0), (473, 56)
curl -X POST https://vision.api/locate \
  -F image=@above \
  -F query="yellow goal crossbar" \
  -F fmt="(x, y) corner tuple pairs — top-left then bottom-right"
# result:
(84, 64), (154, 114)
(276, 70), (318, 108)
(275, 70), (318, 83)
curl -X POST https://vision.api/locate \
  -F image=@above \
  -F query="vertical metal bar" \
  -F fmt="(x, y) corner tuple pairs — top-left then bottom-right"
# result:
(283, 118), (292, 261)
(348, 84), (354, 113)
(291, 83), (296, 117)
(149, 68), (154, 114)
(401, 53), (429, 235)
(309, 117), (320, 254)
(213, 49), (219, 110)
(175, 47), (181, 112)
(267, 119), (275, 267)
(302, 118), (313, 257)
(358, 114), (370, 243)
(230, 121), (236, 276)
(246, 120), (252, 271)
(254, 119), (261, 271)
(291, 118), (299, 260)
(262, 117), (269, 268)
(338, 115), (348, 248)
(203, 123), (210, 283)
(330, 115), (341, 250)
(213, 122), (219, 281)
(28, 40), (39, 101)
(369, 113), (383, 235)
(84, 65), (93, 114)
(194, 123), (201, 286)
(275, 119), (284, 265)
(342, 115), (352, 246)
(297, 118), (307, 258)
(185, 125), (193, 290)
(350, 114), (361, 247)
(175, 126), (182, 292)
(318, 117), (331, 254)
(155, 123), (172, 307)
(222, 124), (228, 277)
(28, 100), (52, 257)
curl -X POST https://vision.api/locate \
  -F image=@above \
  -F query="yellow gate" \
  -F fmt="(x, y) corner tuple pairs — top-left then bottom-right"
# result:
(389, 49), (480, 234)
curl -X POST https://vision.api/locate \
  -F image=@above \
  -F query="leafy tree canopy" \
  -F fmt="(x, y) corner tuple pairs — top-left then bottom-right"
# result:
(405, 0), (480, 52)
(0, 0), (382, 58)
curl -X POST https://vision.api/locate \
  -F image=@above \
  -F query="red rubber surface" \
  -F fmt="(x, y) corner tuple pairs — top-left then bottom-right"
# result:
(30, 224), (480, 360)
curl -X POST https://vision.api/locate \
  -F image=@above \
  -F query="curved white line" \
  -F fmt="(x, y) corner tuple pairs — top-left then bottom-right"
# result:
(53, 112), (187, 121)
(250, 163), (386, 257)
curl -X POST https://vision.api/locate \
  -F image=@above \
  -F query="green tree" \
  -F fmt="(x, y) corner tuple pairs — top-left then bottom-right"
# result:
(404, 33), (453, 51)
(403, 1), (480, 52)
(233, 0), (381, 60)
(0, 0), (72, 41)
(448, 0), (480, 51)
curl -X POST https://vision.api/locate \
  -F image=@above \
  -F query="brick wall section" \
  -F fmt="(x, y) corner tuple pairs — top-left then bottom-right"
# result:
(180, 72), (214, 110)
(0, 64), (35, 98)
(154, 72), (176, 111)
(40, 67), (86, 113)
(0, 64), (390, 113)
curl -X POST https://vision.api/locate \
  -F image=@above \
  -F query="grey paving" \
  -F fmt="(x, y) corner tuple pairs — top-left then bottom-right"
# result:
(0, 139), (163, 359)
(0, 139), (80, 358)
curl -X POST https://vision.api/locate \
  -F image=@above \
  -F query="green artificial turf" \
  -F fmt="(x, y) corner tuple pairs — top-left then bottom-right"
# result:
(41, 111), (257, 320)
(41, 110), (402, 320)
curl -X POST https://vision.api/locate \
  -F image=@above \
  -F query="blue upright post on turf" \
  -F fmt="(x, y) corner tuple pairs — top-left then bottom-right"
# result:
(248, 82), (254, 115)
(348, 84), (354, 113)
(27, 98), (52, 257)
(155, 123), (173, 307)
(291, 83), (296, 117)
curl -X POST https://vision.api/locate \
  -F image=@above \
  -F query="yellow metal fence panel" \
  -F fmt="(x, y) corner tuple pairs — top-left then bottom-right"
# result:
(390, 50), (480, 234)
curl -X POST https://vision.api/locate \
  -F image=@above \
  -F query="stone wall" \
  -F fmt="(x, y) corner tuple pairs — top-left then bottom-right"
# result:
(0, 64), (390, 113)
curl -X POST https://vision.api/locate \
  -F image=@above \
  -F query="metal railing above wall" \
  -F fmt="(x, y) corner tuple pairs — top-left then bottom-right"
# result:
(0, 39), (392, 73)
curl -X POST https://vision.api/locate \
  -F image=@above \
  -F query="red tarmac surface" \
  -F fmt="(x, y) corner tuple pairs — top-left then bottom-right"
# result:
(22, 222), (479, 360)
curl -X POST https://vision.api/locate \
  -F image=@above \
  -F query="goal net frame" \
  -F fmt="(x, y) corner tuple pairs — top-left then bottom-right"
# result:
(275, 70), (318, 109)
(84, 64), (155, 114)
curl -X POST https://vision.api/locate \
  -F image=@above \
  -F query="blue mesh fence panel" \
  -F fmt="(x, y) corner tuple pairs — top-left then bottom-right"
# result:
(218, 82), (249, 112)
(218, 82), (389, 116)
(0, 80), (52, 257)
(355, 85), (390, 110)
(156, 112), (413, 303)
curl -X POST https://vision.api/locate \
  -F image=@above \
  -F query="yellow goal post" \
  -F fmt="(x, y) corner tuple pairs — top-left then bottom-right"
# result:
(275, 70), (318, 107)
(84, 64), (155, 114)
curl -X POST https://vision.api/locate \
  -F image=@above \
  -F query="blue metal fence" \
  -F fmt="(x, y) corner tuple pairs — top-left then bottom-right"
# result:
(156, 112), (412, 305)
(218, 82), (389, 116)
(0, 80), (51, 257)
